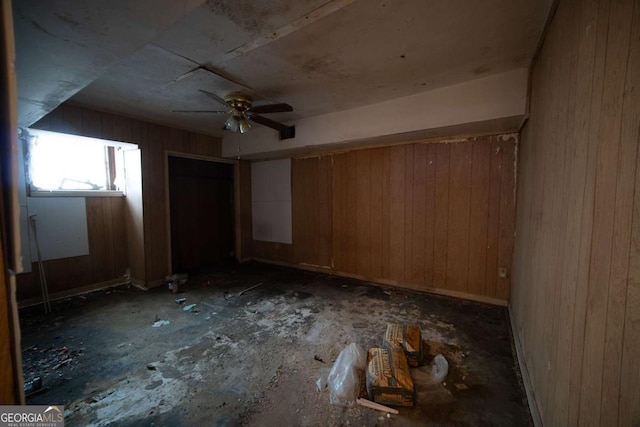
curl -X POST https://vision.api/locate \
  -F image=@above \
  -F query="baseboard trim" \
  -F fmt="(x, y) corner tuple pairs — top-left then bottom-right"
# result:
(18, 277), (130, 309)
(251, 257), (508, 307)
(508, 305), (542, 427)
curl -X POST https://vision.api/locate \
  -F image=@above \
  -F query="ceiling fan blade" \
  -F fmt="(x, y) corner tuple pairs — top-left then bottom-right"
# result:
(249, 114), (290, 132)
(248, 103), (293, 114)
(171, 110), (228, 113)
(198, 89), (229, 107)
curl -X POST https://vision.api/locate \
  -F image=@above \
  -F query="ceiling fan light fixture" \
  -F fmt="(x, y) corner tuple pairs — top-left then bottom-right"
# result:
(238, 117), (251, 133)
(225, 115), (240, 132)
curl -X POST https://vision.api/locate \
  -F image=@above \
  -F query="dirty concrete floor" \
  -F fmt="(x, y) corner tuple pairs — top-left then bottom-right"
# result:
(20, 263), (531, 426)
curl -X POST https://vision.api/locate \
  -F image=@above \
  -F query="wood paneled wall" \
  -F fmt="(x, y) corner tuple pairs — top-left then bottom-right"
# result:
(510, 0), (640, 425)
(252, 134), (516, 303)
(16, 197), (127, 301)
(17, 104), (222, 300)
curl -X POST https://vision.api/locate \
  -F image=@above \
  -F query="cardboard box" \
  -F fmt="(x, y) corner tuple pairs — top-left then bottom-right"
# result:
(383, 323), (424, 367)
(366, 347), (415, 407)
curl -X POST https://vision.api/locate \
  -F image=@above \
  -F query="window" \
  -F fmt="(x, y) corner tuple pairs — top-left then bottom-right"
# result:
(24, 129), (136, 196)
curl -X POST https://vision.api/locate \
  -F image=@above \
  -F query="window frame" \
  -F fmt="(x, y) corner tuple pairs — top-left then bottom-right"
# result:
(24, 128), (136, 198)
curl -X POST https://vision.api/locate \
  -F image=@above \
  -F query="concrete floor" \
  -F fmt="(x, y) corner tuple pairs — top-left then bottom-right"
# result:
(19, 263), (531, 426)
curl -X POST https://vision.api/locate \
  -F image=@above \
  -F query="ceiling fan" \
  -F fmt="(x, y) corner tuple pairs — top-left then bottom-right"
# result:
(172, 90), (295, 140)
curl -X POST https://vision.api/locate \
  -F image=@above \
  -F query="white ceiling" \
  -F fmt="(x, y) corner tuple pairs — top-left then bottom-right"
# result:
(13, 0), (552, 138)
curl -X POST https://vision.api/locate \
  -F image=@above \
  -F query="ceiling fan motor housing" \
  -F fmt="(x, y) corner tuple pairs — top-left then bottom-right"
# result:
(225, 92), (252, 112)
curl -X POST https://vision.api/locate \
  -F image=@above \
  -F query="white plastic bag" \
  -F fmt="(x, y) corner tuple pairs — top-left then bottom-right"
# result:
(430, 354), (448, 384)
(327, 343), (367, 406)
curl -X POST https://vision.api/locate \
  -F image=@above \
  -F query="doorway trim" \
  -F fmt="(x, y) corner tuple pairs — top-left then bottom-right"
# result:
(164, 151), (241, 275)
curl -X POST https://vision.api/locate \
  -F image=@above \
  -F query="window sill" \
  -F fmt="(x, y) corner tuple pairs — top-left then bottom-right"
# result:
(29, 190), (125, 198)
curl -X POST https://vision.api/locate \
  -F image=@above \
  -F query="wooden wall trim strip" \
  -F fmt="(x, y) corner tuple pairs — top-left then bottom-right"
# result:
(17, 277), (130, 309)
(252, 257), (509, 307)
(509, 306), (543, 427)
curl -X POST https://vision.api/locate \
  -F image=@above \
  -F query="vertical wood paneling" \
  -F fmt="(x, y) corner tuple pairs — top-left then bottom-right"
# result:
(411, 144), (427, 286)
(599, 1), (637, 424)
(467, 140), (490, 296)
(511, 0), (640, 424)
(356, 151), (371, 276)
(239, 160), (252, 260)
(381, 149), (391, 278)
(433, 143), (450, 288)
(547, 2), (579, 421)
(256, 135), (516, 304)
(332, 154), (347, 271)
(18, 104), (223, 301)
(317, 157), (332, 267)
(403, 145), (414, 283)
(424, 144), (436, 288)
(619, 1), (640, 423)
(346, 152), (358, 272)
(389, 146), (406, 282)
(370, 149), (384, 278)
(485, 138), (501, 298)
(447, 142), (472, 292)
(497, 137), (516, 300)
(580, 0), (632, 423)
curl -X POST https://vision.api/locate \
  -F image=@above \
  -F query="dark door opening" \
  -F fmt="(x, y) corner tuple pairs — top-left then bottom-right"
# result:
(168, 156), (234, 274)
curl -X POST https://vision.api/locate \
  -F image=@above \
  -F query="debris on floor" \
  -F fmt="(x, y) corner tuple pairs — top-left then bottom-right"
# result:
(428, 354), (449, 385)
(366, 346), (415, 407)
(18, 263), (531, 426)
(383, 323), (424, 367)
(356, 397), (398, 414)
(327, 343), (367, 406)
(151, 319), (170, 328)
(237, 281), (263, 296)
(24, 377), (43, 397)
(183, 304), (197, 312)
